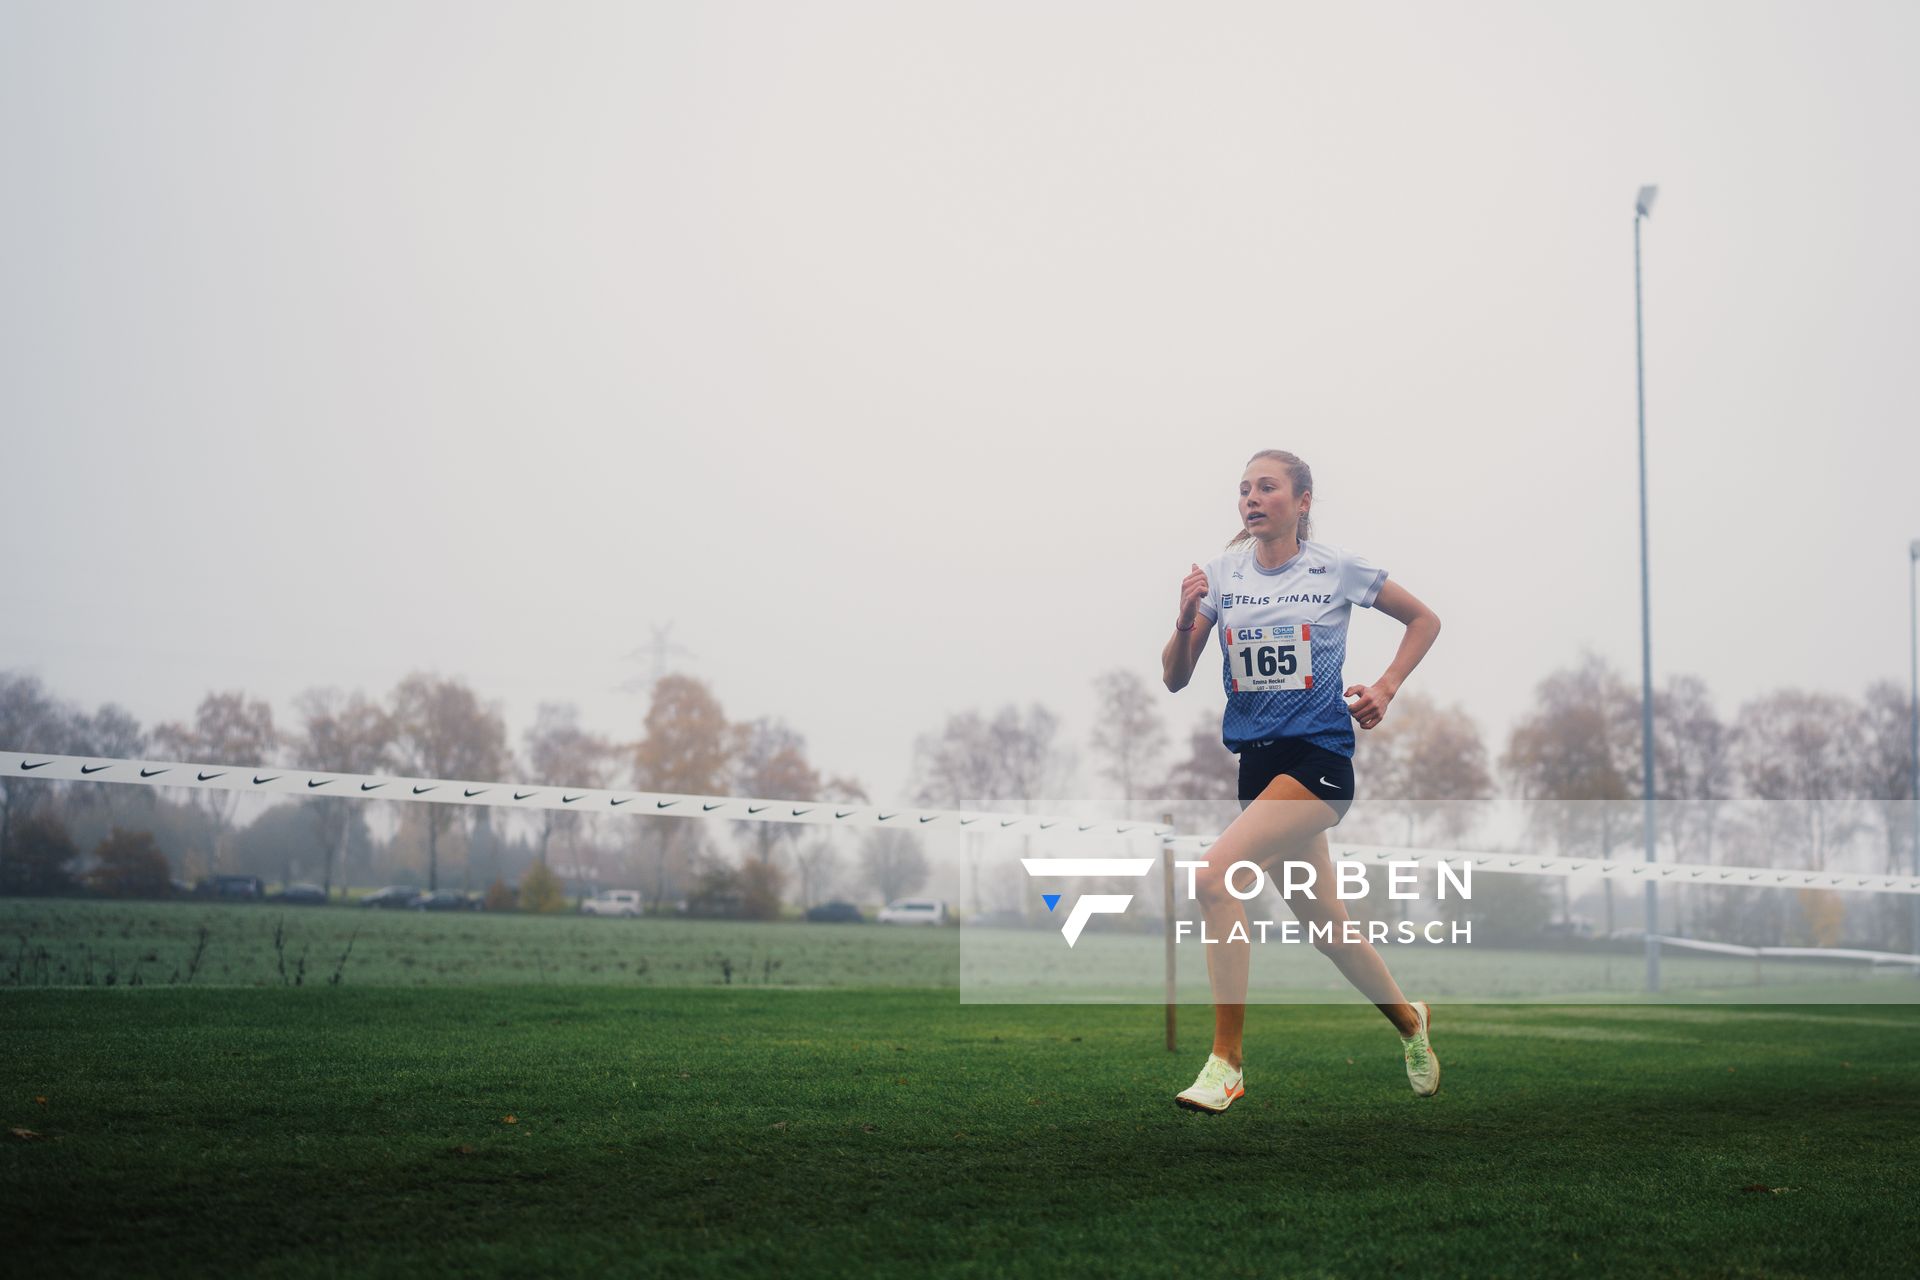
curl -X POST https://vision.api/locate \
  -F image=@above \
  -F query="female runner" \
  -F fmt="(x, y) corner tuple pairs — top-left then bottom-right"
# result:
(1161, 449), (1444, 1112)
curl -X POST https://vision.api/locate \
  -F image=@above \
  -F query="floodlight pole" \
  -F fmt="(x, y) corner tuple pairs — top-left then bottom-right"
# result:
(1909, 540), (1919, 964)
(1634, 186), (1661, 994)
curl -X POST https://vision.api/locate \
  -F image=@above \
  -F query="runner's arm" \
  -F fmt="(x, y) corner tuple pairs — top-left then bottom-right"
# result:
(1343, 579), (1440, 729)
(1163, 562), (1217, 692)
(1162, 615), (1214, 692)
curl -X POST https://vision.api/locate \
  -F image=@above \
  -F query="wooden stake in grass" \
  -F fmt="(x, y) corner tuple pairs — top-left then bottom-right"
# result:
(183, 923), (210, 985)
(1163, 812), (1177, 1054)
(328, 925), (359, 987)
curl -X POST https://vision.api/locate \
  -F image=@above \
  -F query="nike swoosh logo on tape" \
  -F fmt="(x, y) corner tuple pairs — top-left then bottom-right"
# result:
(609, 797), (632, 806)
(361, 783), (384, 792)
(703, 803), (723, 811)
(255, 774), (280, 785)
(563, 794), (583, 804)
(465, 789), (486, 798)
(141, 768), (168, 778)
(81, 764), (110, 774)
(308, 779), (331, 789)
(20, 761), (52, 771)
(748, 805), (768, 814)
(413, 786), (435, 795)
(198, 771), (224, 782)
(515, 791), (536, 800)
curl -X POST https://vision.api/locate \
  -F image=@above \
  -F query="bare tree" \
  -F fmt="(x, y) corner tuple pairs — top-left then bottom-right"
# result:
(1089, 669), (1168, 819)
(991, 703), (1074, 918)
(1732, 688), (1864, 872)
(153, 690), (280, 875)
(1501, 653), (1639, 932)
(1854, 680), (1917, 949)
(987, 703), (1074, 815)
(913, 709), (1002, 918)
(1652, 674), (1735, 856)
(67, 702), (147, 762)
(523, 702), (617, 867)
(792, 838), (842, 910)
(0, 673), (70, 874)
(1854, 680), (1917, 861)
(1352, 695), (1415, 843)
(911, 710), (1001, 809)
(1160, 710), (1241, 834)
(1729, 687), (1873, 947)
(53, 700), (152, 837)
(1353, 690), (1492, 846)
(388, 673), (507, 892)
(912, 703), (1072, 918)
(860, 828), (930, 905)
(792, 774), (867, 910)
(729, 717), (823, 866)
(293, 687), (394, 897)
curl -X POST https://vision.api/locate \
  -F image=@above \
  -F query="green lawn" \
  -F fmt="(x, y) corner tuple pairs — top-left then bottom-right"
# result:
(4, 985), (1917, 1277)
(4, 899), (1918, 1276)
(7, 898), (1915, 1005)
(0, 897), (958, 989)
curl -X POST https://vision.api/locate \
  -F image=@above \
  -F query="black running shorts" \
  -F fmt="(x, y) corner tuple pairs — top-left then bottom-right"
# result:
(1236, 737), (1355, 821)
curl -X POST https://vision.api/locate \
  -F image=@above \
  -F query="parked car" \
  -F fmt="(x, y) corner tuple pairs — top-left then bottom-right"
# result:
(409, 890), (482, 912)
(196, 875), (265, 901)
(581, 889), (644, 918)
(681, 888), (746, 919)
(271, 883), (329, 905)
(878, 899), (949, 925)
(360, 886), (422, 910)
(805, 901), (864, 924)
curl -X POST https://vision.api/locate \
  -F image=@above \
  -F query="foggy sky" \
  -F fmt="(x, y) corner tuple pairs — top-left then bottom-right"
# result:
(4, 1), (1917, 816)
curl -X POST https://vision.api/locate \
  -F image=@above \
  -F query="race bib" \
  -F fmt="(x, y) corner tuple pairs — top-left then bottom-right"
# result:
(1226, 624), (1312, 692)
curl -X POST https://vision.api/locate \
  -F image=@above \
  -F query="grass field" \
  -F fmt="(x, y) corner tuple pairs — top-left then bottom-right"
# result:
(5, 900), (1919, 1277)
(8, 897), (1917, 1005)
(0, 898), (960, 989)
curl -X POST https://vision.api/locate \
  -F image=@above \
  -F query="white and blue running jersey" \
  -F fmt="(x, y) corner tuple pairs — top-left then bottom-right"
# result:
(1193, 539), (1388, 757)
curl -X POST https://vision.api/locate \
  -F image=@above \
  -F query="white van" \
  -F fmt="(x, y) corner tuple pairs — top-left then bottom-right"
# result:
(877, 899), (949, 925)
(581, 889), (644, 918)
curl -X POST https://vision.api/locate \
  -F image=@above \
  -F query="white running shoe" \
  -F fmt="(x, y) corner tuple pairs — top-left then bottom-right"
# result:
(1401, 1000), (1440, 1097)
(1175, 1052), (1245, 1113)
